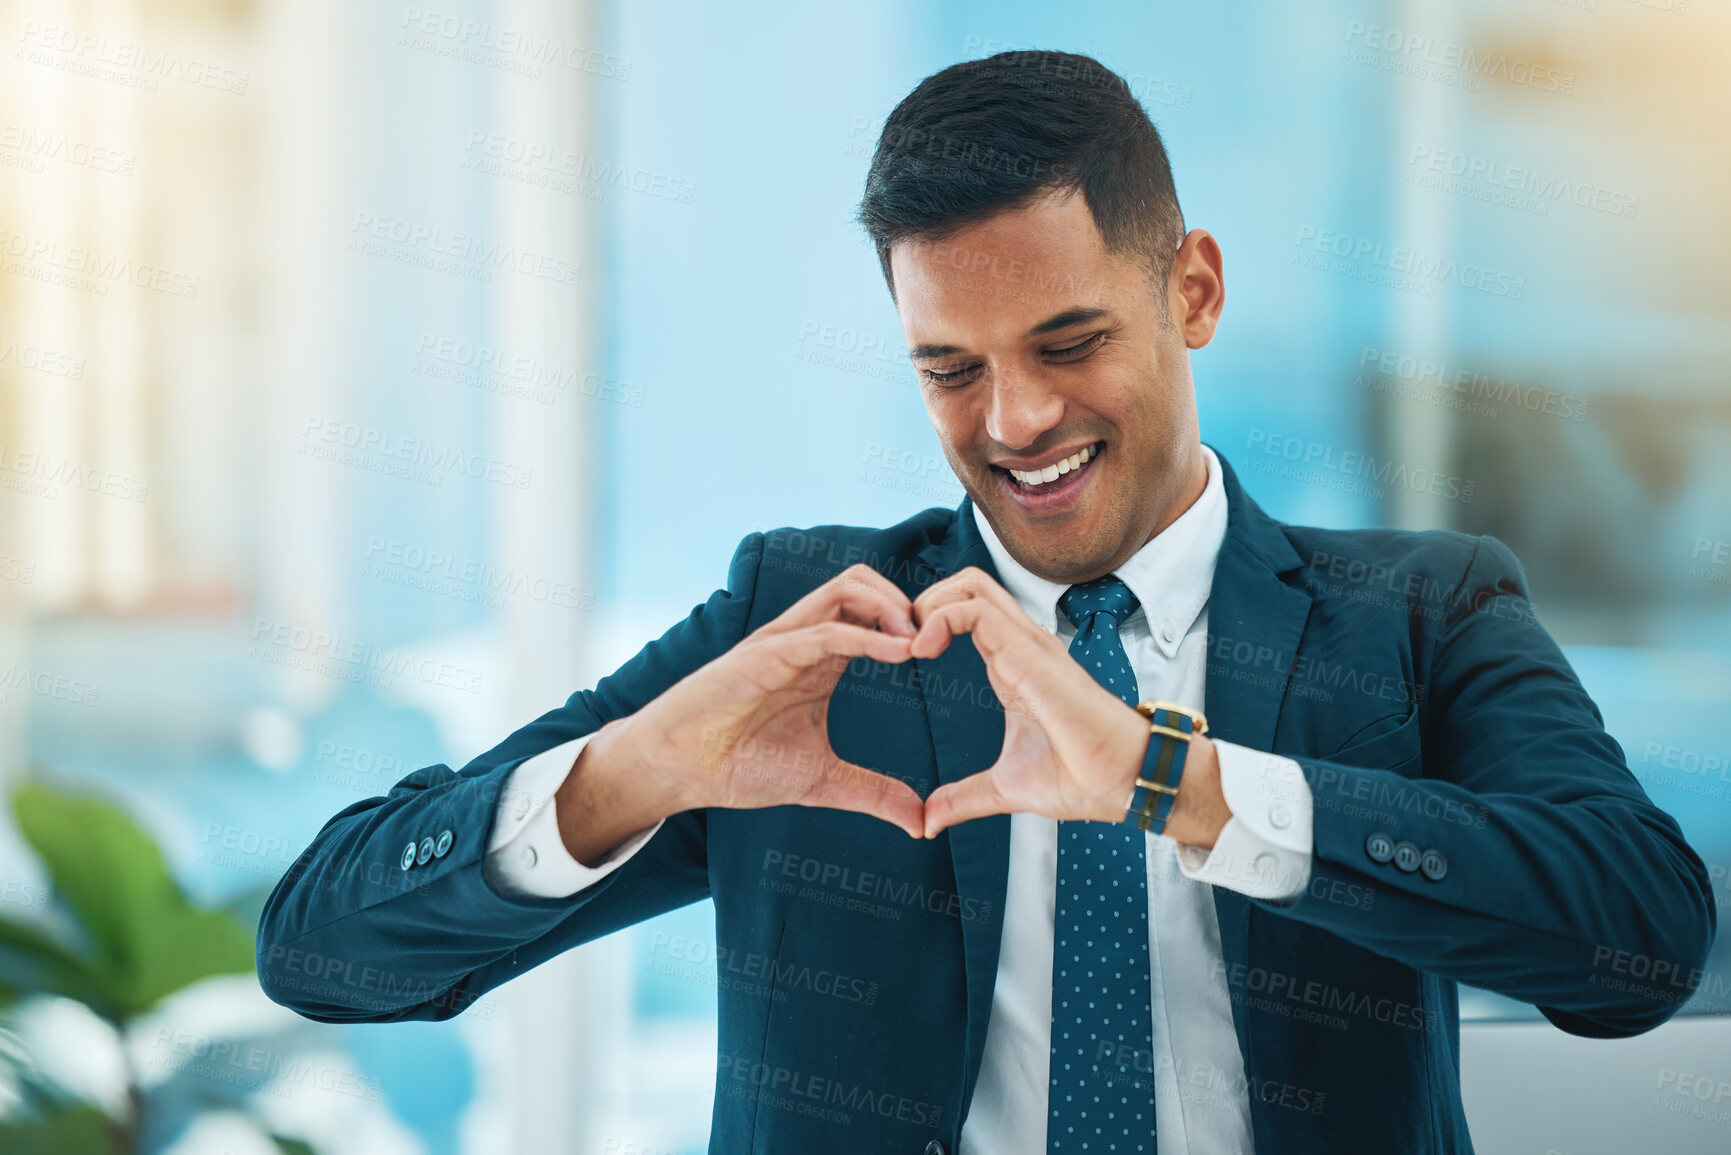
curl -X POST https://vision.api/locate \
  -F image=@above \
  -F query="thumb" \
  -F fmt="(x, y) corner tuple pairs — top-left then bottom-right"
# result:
(922, 770), (1011, 840)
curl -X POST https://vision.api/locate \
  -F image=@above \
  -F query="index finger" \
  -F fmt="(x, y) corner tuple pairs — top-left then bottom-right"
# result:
(913, 565), (1033, 633)
(759, 562), (916, 638)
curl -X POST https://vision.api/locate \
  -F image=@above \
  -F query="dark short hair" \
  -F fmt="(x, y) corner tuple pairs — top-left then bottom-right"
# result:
(857, 50), (1185, 298)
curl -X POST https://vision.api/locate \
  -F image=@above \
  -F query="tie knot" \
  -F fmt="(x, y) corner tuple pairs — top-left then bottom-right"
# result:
(1058, 575), (1139, 630)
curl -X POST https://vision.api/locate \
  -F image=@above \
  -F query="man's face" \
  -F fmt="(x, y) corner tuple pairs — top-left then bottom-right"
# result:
(890, 189), (1217, 584)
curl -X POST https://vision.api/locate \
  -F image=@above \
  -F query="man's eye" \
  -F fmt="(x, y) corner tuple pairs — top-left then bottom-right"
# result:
(922, 364), (978, 386)
(1046, 332), (1105, 360)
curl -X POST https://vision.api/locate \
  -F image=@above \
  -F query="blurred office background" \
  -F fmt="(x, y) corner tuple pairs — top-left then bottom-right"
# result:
(0, 0), (1727, 1152)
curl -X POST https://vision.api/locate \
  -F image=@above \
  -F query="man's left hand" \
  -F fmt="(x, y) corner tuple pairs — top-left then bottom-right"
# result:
(908, 567), (1233, 846)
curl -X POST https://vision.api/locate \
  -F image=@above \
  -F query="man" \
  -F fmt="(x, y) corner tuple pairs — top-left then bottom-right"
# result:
(257, 51), (1715, 1154)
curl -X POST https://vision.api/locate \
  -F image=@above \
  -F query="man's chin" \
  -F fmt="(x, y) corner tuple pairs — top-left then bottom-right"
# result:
(979, 499), (1120, 584)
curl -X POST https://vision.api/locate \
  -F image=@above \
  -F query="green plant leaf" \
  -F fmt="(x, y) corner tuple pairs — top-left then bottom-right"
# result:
(0, 916), (113, 1015)
(269, 1134), (317, 1155)
(10, 782), (255, 1018)
(0, 1101), (121, 1155)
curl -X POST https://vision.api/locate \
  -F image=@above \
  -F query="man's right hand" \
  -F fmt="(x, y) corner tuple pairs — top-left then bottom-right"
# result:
(554, 564), (927, 864)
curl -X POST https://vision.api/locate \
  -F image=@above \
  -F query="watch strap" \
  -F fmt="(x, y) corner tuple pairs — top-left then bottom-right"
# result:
(1125, 700), (1208, 834)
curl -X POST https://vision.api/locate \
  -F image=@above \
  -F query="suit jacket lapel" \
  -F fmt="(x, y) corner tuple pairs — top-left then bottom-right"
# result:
(1203, 453), (1313, 1073)
(913, 496), (1011, 1123)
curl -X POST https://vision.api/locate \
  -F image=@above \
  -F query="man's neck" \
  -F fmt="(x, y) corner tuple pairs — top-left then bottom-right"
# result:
(1141, 442), (1210, 550)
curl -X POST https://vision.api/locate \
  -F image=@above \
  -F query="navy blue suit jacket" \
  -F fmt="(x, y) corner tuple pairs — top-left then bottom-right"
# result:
(258, 452), (1715, 1154)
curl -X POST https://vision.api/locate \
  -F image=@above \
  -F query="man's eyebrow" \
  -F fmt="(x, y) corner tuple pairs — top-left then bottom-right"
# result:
(1025, 306), (1110, 337)
(908, 307), (1113, 361)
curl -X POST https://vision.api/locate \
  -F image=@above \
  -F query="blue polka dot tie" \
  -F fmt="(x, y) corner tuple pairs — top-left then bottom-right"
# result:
(1049, 576), (1155, 1153)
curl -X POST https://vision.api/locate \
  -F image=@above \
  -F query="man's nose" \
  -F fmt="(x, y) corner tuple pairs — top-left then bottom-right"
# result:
(983, 365), (1065, 450)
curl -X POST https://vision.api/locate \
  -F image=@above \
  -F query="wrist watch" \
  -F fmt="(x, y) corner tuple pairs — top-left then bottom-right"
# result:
(1124, 700), (1208, 834)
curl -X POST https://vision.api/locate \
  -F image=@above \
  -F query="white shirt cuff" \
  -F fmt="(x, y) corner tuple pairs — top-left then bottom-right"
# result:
(1174, 739), (1313, 901)
(484, 733), (665, 899)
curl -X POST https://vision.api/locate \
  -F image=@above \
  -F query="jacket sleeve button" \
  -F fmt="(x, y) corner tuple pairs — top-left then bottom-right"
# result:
(1392, 841), (1421, 872)
(435, 829), (454, 858)
(1419, 848), (1448, 881)
(417, 837), (435, 865)
(1364, 832), (1395, 863)
(924, 1142), (948, 1155)
(400, 841), (418, 871)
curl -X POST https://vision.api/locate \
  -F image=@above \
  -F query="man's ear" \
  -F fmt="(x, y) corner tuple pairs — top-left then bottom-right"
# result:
(1167, 229), (1225, 350)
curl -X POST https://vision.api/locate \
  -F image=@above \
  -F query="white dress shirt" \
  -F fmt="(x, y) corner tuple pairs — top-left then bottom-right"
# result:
(484, 443), (1315, 1154)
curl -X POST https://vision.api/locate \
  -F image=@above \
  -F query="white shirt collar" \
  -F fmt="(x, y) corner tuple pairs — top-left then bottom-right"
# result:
(971, 443), (1228, 658)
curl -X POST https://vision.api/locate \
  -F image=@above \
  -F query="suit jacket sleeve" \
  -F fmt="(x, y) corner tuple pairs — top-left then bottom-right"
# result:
(255, 532), (768, 1023)
(1264, 533), (1716, 1039)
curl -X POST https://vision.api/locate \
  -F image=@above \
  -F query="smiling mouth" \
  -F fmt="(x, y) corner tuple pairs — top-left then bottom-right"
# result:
(996, 441), (1103, 490)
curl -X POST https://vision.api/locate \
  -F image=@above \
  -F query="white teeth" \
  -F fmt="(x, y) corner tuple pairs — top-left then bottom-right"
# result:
(1008, 443), (1099, 487)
